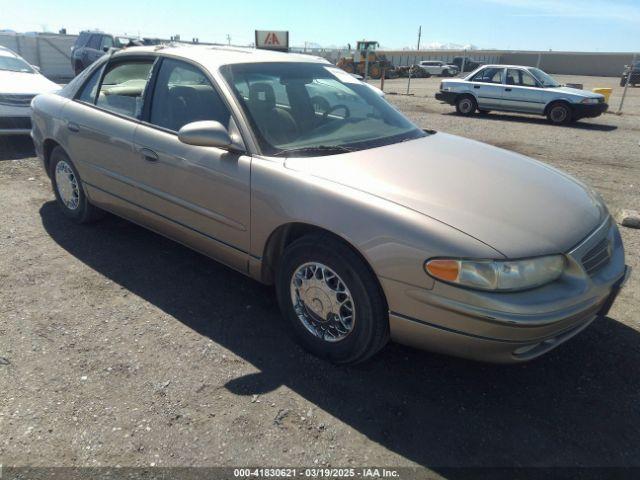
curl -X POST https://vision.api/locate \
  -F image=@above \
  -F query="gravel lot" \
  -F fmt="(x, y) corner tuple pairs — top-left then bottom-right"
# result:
(1, 75), (639, 474)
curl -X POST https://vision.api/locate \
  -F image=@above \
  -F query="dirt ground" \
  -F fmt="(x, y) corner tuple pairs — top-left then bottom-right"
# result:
(1, 75), (639, 475)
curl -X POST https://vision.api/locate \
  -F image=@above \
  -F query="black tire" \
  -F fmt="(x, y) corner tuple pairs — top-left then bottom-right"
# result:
(441, 69), (451, 77)
(455, 95), (477, 116)
(620, 77), (627, 87)
(546, 102), (573, 125)
(49, 146), (104, 223)
(276, 234), (389, 364)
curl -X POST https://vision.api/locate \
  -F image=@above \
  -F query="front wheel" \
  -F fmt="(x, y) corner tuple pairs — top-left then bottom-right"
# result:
(455, 95), (477, 116)
(276, 234), (389, 364)
(546, 103), (573, 125)
(50, 146), (104, 223)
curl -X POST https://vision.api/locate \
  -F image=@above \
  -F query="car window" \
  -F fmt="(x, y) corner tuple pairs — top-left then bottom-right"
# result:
(471, 67), (503, 84)
(222, 62), (424, 155)
(87, 34), (101, 50)
(76, 32), (91, 47)
(100, 36), (113, 50)
(0, 55), (34, 73)
(149, 58), (230, 132)
(506, 69), (538, 87)
(96, 60), (153, 118)
(76, 65), (103, 103)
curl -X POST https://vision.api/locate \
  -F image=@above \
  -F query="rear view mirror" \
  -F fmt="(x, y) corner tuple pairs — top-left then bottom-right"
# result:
(178, 121), (232, 149)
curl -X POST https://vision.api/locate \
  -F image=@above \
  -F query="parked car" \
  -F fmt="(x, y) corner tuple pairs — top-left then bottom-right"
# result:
(0, 46), (58, 135)
(620, 61), (640, 87)
(452, 56), (483, 72)
(436, 65), (608, 124)
(419, 60), (459, 77)
(71, 31), (141, 75)
(396, 65), (431, 78)
(32, 46), (629, 364)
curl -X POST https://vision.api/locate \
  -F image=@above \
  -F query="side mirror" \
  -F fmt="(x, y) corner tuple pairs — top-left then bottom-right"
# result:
(178, 121), (232, 149)
(103, 46), (110, 52)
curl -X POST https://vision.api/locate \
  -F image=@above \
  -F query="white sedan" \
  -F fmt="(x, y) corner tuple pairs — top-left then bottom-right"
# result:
(0, 46), (59, 135)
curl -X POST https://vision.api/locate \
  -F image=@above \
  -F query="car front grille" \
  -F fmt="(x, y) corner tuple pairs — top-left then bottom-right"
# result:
(0, 117), (31, 129)
(581, 237), (611, 276)
(0, 94), (35, 107)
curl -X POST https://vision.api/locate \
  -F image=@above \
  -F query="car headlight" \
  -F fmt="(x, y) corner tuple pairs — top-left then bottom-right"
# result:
(580, 98), (599, 104)
(424, 255), (566, 291)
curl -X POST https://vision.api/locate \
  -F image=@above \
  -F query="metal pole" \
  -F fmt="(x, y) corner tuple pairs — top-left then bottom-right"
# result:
(536, 52), (542, 68)
(417, 26), (421, 51)
(461, 49), (466, 74)
(364, 46), (370, 81)
(618, 52), (637, 114)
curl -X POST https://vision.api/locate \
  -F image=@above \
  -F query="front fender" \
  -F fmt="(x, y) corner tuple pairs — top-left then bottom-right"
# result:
(250, 157), (501, 291)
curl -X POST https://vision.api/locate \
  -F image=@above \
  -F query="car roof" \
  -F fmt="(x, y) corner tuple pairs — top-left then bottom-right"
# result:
(111, 44), (330, 68)
(477, 64), (536, 70)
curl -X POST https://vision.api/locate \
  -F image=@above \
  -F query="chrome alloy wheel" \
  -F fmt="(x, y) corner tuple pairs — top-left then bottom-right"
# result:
(290, 262), (356, 342)
(55, 160), (80, 210)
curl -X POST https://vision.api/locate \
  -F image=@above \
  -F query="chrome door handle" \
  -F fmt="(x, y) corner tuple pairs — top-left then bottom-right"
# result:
(473, 85), (480, 89)
(67, 122), (80, 133)
(140, 147), (159, 162)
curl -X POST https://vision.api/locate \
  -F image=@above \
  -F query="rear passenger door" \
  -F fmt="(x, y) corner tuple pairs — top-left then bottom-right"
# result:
(63, 56), (155, 209)
(133, 58), (251, 271)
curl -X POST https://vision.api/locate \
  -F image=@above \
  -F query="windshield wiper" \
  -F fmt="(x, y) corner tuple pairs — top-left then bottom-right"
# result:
(272, 145), (355, 157)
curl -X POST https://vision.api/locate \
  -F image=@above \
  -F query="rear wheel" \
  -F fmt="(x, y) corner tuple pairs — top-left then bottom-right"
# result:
(546, 102), (573, 125)
(49, 146), (104, 223)
(276, 234), (389, 364)
(455, 95), (477, 116)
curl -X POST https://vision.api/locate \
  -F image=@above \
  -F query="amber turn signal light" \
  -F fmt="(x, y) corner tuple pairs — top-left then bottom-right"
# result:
(425, 259), (460, 282)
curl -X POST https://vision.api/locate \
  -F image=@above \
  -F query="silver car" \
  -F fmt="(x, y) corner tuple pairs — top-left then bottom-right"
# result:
(31, 46), (629, 364)
(436, 64), (608, 124)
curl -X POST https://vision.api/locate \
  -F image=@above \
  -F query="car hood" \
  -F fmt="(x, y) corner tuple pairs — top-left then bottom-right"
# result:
(545, 86), (603, 99)
(0, 71), (59, 94)
(284, 133), (605, 258)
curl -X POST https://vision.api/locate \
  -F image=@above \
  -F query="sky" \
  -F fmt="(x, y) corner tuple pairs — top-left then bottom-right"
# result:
(2, 0), (640, 52)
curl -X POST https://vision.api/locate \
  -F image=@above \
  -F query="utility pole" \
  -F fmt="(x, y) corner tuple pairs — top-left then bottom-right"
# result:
(226, 34), (231, 46)
(618, 52), (637, 114)
(417, 25), (422, 51)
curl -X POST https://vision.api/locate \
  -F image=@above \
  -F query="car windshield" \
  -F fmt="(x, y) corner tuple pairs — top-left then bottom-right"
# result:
(529, 67), (560, 87)
(220, 62), (426, 156)
(0, 55), (34, 73)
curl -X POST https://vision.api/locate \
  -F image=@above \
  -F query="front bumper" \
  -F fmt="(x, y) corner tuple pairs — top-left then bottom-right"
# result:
(385, 218), (629, 363)
(435, 91), (458, 105)
(0, 116), (31, 135)
(573, 102), (608, 118)
(0, 104), (33, 135)
(388, 266), (629, 363)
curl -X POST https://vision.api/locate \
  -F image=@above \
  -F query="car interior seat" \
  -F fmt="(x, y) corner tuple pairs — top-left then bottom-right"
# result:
(247, 82), (298, 145)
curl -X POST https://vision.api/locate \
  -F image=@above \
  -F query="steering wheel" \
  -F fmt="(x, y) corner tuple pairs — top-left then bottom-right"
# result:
(322, 104), (351, 121)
